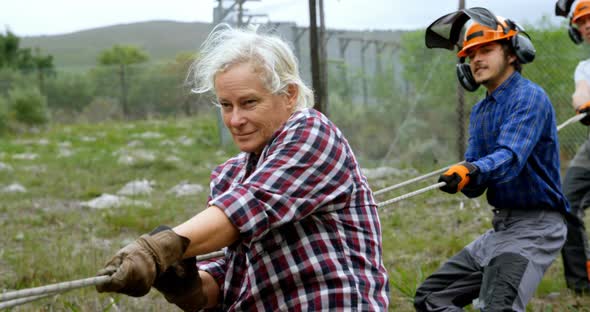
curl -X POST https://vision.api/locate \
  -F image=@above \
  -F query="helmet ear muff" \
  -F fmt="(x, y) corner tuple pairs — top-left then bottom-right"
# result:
(511, 33), (536, 63)
(569, 23), (584, 44)
(456, 62), (479, 92)
(505, 20), (536, 64)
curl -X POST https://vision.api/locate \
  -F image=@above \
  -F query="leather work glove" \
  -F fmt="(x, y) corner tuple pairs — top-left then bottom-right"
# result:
(96, 227), (190, 297)
(154, 256), (208, 312)
(576, 101), (590, 126)
(438, 163), (478, 194)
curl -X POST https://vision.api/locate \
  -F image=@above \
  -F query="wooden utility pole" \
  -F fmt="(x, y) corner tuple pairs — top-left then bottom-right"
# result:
(308, 0), (326, 114)
(237, 0), (244, 27)
(457, 0), (466, 160)
(318, 0), (328, 115)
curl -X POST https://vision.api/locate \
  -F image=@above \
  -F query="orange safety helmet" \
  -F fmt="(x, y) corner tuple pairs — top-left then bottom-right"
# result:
(573, 0), (590, 24)
(457, 17), (518, 58)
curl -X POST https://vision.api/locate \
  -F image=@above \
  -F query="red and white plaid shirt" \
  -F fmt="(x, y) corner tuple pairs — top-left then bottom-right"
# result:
(199, 108), (390, 311)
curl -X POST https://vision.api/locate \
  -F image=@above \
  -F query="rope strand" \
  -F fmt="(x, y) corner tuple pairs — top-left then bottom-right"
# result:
(0, 250), (226, 305)
(0, 293), (56, 309)
(374, 162), (464, 195)
(557, 112), (587, 131)
(0, 276), (110, 302)
(377, 182), (446, 208)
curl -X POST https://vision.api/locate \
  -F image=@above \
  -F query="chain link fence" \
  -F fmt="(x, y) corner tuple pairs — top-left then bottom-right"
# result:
(1, 25), (589, 171)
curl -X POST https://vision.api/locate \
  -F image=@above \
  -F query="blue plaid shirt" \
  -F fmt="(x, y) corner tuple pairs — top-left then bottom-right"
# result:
(464, 72), (570, 213)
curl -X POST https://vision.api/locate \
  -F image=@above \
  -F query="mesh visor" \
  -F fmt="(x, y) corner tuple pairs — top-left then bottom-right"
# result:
(555, 0), (575, 17)
(425, 7), (500, 50)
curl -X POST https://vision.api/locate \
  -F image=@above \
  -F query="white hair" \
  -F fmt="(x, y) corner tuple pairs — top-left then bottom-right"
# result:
(189, 24), (314, 111)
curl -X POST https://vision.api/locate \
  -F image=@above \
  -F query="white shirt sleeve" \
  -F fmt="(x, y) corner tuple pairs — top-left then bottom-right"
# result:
(575, 60), (590, 82)
(573, 60), (590, 109)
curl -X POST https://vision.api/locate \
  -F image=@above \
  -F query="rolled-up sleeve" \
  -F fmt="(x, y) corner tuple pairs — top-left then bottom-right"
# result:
(198, 257), (226, 289)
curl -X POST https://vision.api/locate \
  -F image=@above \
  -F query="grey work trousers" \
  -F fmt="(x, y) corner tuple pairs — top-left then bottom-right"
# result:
(562, 139), (590, 292)
(415, 209), (566, 312)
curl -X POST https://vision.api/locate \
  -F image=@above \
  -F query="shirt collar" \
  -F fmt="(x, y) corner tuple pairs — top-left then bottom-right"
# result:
(486, 71), (521, 103)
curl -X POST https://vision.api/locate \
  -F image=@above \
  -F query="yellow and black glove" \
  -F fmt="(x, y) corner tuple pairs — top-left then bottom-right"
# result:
(438, 163), (478, 194)
(96, 226), (190, 297)
(577, 101), (590, 126)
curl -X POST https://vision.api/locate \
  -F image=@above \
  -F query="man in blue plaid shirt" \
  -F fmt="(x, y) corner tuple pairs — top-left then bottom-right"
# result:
(95, 25), (390, 311)
(415, 9), (569, 312)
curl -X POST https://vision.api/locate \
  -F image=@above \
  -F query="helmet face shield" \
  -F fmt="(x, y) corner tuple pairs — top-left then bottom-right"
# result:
(426, 6), (536, 91)
(555, 0), (576, 18)
(425, 7), (501, 52)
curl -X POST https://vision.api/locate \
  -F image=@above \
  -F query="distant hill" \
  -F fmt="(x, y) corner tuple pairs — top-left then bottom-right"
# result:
(20, 20), (405, 89)
(21, 21), (214, 69)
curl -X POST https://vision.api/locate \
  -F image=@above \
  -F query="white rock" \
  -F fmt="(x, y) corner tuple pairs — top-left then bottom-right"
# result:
(0, 162), (13, 171)
(81, 194), (122, 209)
(117, 179), (155, 196)
(14, 139), (35, 145)
(80, 136), (96, 142)
(2, 183), (26, 193)
(164, 155), (182, 163)
(116, 155), (134, 165)
(58, 149), (74, 158)
(22, 165), (46, 173)
(81, 194), (151, 209)
(135, 132), (163, 139)
(12, 153), (38, 160)
(167, 182), (204, 197)
(116, 149), (157, 165)
(127, 140), (143, 147)
(177, 136), (194, 146)
(159, 139), (175, 146)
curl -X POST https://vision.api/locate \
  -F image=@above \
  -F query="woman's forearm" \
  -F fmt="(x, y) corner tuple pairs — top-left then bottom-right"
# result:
(199, 270), (220, 308)
(174, 206), (239, 258)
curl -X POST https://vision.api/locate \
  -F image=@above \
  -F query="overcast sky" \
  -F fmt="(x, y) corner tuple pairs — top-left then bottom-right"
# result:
(2, 0), (566, 37)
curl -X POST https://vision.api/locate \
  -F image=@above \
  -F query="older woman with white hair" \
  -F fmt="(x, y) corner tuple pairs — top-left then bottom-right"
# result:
(95, 24), (390, 311)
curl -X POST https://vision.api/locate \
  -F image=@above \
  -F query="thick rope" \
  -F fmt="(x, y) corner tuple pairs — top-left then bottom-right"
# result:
(377, 182), (446, 208)
(557, 112), (587, 131)
(0, 250), (225, 305)
(0, 293), (56, 309)
(374, 161), (464, 195)
(0, 276), (111, 302)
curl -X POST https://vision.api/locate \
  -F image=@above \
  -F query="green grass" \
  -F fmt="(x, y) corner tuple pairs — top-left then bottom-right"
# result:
(1, 117), (590, 311)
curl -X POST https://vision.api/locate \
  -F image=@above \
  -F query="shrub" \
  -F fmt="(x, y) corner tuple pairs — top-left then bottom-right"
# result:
(8, 86), (50, 126)
(0, 96), (8, 134)
(79, 96), (123, 123)
(44, 72), (94, 114)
